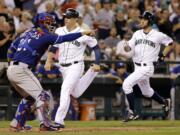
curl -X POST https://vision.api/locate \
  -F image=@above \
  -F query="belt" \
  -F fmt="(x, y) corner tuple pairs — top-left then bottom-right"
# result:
(134, 62), (146, 66)
(10, 61), (32, 69)
(134, 62), (156, 66)
(60, 61), (80, 67)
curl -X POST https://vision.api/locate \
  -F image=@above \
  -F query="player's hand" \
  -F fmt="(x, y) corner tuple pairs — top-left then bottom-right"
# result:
(105, 73), (114, 78)
(115, 78), (123, 84)
(124, 41), (131, 52)
(91, 63), (101, 72)
(44, 62), (52, 71)
(82, 29), (96, 36)
(158, 53), (165, 63)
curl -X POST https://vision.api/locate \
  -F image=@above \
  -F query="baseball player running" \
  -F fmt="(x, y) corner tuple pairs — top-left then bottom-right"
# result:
(117, 11), (173, 122)
(45, 8), (101, 129)
(6, 12), (95, 131)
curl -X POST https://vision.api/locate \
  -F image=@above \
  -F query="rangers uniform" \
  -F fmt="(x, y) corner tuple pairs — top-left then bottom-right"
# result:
(6, 12), (89, 131)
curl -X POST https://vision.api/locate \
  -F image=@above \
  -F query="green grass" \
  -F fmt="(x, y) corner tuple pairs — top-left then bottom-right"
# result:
(1, 120), (180, 135)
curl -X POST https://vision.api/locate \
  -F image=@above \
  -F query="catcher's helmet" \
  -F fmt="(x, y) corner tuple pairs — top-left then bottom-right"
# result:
(139, 11), (154, 24)
(33, 12), (56, 31)
(63, 8), (79, 18)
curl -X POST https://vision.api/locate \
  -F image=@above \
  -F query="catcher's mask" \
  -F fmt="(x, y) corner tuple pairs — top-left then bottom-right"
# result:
(33, 12), (57, 32)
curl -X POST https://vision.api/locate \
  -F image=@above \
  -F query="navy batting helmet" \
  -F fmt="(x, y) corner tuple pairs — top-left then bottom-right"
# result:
(139, 11), (154, 24)
(63, 8), (79, 18)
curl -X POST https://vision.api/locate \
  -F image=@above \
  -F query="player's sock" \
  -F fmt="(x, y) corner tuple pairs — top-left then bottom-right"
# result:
(151, 91), (164, 104)
(126, 93), (134, 113)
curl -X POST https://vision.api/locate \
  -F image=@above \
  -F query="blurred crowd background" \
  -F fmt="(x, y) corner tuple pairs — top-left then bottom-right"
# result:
(0, 0), (179, 77)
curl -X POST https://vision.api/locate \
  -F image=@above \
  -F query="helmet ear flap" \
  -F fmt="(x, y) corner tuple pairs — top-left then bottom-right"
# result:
(148, 16), (155, 25)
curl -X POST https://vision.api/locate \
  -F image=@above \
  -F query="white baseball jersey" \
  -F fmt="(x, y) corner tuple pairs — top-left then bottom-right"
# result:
(128, 29), (173, 63)
(122, 29), (173, 97)
(54, 25), (98, 125)
(54, 26), (97, 64)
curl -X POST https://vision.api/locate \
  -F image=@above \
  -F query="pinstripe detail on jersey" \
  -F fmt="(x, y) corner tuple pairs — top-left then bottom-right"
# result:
(62, 28), (68, 64)
(62, 27), (81, 64)
(55, 26), (97, 64)
(64, 42), (70, 64)
(138, 30), (154, 62)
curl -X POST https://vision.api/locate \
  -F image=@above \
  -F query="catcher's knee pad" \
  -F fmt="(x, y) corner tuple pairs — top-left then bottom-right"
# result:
(37, 91), (51, 107)
(36, 90), (54, 110)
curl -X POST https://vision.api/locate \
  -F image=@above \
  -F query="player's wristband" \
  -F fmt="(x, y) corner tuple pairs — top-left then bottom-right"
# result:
(49, 46), (58, 53)
(158, 53), (165, 58)
(158, 53), (165, 62)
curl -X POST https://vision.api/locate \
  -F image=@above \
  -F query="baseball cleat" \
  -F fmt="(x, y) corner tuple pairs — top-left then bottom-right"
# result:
(122, 113), (139, 122)
(10, 125), (32, 132)
(163, 98), (171, 116)
(10, 125), (23, 132)
(50, 122), (65, 130)
(10, 119), (32, 132)
(39, 124), (58, 131)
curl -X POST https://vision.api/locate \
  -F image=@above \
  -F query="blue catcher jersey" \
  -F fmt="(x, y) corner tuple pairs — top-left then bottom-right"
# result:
(10, 28), (82, 67)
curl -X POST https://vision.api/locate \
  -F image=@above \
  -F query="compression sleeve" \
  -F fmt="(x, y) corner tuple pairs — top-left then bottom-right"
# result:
(92, 45), (100, 64)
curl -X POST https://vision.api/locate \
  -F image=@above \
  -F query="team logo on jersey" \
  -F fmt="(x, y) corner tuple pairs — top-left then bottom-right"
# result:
(71, 40), (80, 47)
(135, 39), (155, 48)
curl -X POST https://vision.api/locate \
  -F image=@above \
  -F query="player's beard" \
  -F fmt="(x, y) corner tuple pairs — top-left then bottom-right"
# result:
(139, 19), (149, 29)
(142, 23), (150, 29)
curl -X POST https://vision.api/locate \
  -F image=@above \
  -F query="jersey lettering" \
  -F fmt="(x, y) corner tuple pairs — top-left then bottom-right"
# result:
(135, 39), (155, 48)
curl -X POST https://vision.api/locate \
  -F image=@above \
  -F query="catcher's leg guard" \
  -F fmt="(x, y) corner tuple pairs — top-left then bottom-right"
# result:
(10, 97), (35, 131)
(36, 90), (56, 131)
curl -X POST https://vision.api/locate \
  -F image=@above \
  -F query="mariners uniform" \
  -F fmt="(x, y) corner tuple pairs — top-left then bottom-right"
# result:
(123, 29), (173, 95)
(53, 24), (99, 126)
(121, 11), (173, 122)
(6, 12), (90, 131)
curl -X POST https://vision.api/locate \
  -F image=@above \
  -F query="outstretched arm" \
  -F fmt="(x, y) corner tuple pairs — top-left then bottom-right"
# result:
(49, 30), (96, 45)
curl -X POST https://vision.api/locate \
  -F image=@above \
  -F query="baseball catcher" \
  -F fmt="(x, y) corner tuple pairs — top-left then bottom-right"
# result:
(7, 12), (96, 131)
